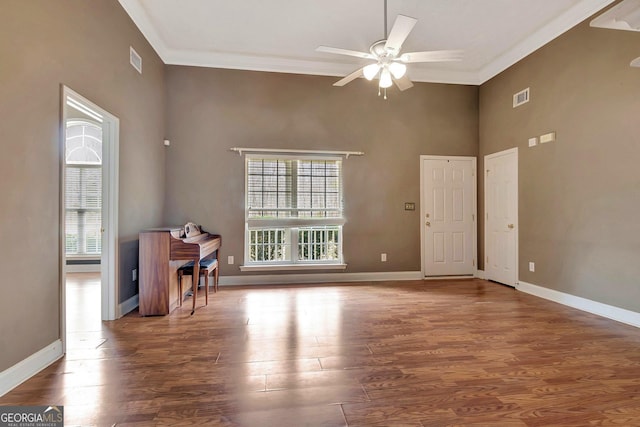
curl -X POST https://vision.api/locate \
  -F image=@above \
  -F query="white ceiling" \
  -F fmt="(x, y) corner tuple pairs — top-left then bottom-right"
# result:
(119, 0), (616, 85)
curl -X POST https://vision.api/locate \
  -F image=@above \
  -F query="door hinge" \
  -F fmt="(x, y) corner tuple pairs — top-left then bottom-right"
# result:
(473, 259), (475, 267)
(472, 214), (475, 221)
(486, 256), (489, 263)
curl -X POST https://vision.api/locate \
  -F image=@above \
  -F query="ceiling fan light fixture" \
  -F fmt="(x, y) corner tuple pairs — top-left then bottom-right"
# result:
(590, 0), (640, 31)
(379, 68), (393, 88)
(389, 62), (407, 79)
(363, 63), (381, 80)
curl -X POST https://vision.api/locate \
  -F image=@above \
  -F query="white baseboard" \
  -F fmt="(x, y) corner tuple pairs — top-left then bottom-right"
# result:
(423, 275), (474, 280)
(119, 294), (139, 317)
(517, 281), (640, 328)
(475, 269), (486, 279)
(0, 340), (63, 397)
(66, 264), (100, 273)
(219, 271), (422, 286)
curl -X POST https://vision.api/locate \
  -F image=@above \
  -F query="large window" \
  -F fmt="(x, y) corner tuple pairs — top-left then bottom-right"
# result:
(65, 120), (102, 257)
(245, 156), (344, 267)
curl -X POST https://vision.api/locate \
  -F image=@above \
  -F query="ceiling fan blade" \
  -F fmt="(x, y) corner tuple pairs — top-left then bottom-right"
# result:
(394, 75), (414, 91)
(384, 15), (418, 53)
(317, 46), (374, 59)
(632, 57), (640, 68)
(399, 50), (464, 63)
(333, 67), (364, 87)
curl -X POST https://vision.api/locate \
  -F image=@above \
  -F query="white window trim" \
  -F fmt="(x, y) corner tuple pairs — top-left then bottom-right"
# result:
(243, 226), (345, 267)
(243, 154), (346, 269)
(247, 217), (346, 228)
(239, 263), (347, 272)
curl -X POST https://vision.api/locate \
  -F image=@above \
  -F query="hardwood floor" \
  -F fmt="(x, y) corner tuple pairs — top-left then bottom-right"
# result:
(66, 272), (102, 332)
(2, 279), (640, 426)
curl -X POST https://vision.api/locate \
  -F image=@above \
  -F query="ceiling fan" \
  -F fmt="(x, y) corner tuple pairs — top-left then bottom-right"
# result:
(316, 0), (463, 99)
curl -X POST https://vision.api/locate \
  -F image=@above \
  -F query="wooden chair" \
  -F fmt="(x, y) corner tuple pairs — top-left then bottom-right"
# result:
(177, 258), (219, 313)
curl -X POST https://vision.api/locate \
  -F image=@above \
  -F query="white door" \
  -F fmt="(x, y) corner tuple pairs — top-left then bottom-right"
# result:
(421, 157), (476, 277)
(484, 148), (518, 287)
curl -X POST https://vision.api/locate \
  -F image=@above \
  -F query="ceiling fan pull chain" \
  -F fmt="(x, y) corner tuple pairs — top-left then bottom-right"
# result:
(378, 86), (381, 97)
(384, 87), (388, 100)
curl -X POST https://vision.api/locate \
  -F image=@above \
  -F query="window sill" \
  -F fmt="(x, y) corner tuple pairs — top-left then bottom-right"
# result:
(239, 263), (347, 272)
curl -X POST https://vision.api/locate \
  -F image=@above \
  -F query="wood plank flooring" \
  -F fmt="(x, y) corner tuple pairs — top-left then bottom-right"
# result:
(2, 279), (640, 426)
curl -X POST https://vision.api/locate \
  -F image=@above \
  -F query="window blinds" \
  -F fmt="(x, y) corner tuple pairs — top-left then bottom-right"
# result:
(65, 165), (102, 255)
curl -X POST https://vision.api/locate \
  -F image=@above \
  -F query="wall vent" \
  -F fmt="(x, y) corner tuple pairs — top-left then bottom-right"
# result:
(130, 46), (142, 74)
(513, 87), (530, 108)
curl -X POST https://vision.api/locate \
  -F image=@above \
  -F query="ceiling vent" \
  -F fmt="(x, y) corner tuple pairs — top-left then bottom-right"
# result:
(513, 87), (530, 108)
(130, 46), (142, 74)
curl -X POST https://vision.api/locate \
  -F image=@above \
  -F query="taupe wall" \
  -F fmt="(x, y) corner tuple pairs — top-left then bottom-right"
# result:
(165, 67), (478, 274)
(0, 1), (165, 370)
(479, 16), (640, 311)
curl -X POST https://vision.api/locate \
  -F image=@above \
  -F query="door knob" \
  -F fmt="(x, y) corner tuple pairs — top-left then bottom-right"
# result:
(426, 221), (431, 227)
(508, 224), (514, 229)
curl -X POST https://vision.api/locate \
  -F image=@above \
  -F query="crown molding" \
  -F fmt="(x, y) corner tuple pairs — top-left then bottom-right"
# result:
(120, 0), (616, 86)
(119, 0), (170, 59)
(477, 0), (616, 83)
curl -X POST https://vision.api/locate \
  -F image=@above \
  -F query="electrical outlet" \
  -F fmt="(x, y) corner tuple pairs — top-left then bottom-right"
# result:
(529, 262), (535, 272)
(381, 253), (387, 262)
(132, 268), (137, 281)
(228, 255), (234, 265)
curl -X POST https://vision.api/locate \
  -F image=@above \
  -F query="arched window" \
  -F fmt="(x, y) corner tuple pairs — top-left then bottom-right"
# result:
(65, 121), (102, 256)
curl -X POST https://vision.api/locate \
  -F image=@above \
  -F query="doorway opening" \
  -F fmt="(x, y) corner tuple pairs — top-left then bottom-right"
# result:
(60, 86), (119, 352)
(64, 118), (103, 337)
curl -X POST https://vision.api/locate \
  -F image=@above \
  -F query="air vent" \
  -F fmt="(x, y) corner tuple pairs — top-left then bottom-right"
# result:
(130, 46), (142, 74)
(513, 87), (530, 108)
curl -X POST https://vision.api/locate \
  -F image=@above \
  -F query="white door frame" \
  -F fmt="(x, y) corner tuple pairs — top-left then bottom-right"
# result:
(60, 86), (119, 352)
(420, 155), (477, 278)
(484, 147), (518, 286)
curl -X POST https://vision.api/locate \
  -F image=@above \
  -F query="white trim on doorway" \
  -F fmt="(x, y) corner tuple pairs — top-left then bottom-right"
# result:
(60, 86), (120, 356)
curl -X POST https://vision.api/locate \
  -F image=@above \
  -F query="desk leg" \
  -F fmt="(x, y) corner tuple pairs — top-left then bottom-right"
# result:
(191, 258), (200, 315)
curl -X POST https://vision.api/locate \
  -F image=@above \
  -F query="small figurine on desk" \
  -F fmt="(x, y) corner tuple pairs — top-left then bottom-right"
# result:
(184, 222), (201, 238)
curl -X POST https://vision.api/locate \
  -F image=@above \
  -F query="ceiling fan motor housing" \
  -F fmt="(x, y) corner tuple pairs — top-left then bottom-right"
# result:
(370, 39), (397, 60)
